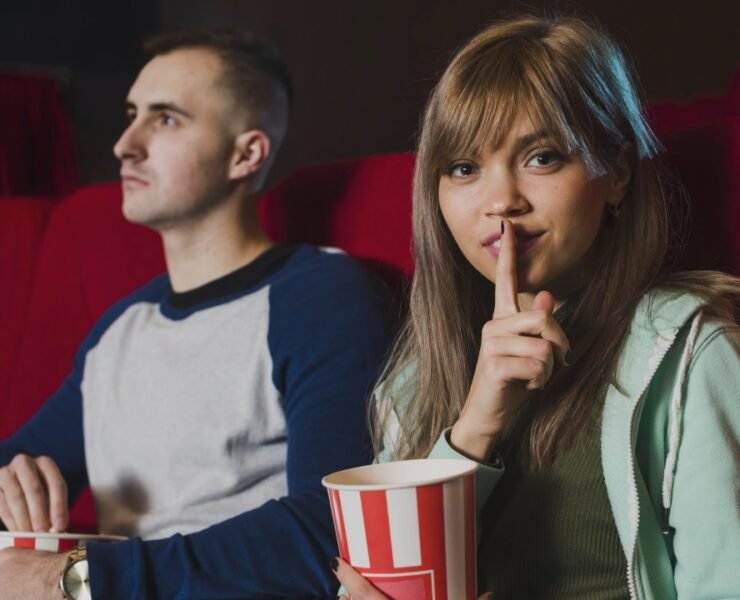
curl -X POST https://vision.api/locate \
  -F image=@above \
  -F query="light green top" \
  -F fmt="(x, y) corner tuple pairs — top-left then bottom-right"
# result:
(378, 289), (740, 599)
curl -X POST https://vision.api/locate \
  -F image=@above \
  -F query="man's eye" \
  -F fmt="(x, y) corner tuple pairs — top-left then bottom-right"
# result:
(160, 114), (176, 126)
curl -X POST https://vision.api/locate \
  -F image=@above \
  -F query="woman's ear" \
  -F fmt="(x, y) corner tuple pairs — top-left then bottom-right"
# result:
(229, 129), (271, 181)
(607, 141), (634, 209)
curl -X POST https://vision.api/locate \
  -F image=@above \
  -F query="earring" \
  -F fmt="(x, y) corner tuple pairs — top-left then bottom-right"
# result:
(608, 202), (622, 217)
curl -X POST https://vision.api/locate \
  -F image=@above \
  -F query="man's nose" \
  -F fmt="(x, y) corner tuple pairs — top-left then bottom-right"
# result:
(113, 121), (146, 162)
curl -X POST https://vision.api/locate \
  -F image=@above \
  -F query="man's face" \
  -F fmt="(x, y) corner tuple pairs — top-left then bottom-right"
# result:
(114, 48), (241, 231)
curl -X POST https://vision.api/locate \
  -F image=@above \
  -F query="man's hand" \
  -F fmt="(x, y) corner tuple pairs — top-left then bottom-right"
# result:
(0, 454), (69, 532)
(0, 547), (69, 600)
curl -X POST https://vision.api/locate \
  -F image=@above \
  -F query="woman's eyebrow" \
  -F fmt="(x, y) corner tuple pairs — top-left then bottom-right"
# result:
(513, 130), (551, 153)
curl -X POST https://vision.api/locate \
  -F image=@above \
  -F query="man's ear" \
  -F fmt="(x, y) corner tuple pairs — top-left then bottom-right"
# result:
(229, 130), (271, 181)
(607, 141), (634, 209)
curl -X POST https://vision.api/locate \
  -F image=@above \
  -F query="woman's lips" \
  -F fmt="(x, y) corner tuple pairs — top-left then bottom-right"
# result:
(483, 232), (544, 258)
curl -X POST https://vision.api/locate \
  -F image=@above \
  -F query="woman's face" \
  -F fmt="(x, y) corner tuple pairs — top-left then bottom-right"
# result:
(438, 115), (625, 308)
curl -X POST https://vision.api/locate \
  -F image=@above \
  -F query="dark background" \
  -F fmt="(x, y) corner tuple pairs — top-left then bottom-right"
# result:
(1, 0), (738, 187)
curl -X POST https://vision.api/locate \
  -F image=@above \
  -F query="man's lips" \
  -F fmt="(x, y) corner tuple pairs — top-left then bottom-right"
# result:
(482, 230), (544, 258)
(120, 172), (149, 187)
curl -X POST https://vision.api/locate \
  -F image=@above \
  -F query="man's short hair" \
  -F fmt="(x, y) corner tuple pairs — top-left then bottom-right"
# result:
(143, 29), (292, 128)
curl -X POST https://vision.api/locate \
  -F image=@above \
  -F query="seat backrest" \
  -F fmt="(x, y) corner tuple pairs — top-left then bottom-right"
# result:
(7, 185), (165, 431)
(0, 197), (55, 414)
(259, 152), (415, 298)
(655, 116), (740, 274)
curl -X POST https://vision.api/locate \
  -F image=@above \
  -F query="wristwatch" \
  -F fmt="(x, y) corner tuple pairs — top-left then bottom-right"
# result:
(59, 546), (91, 600)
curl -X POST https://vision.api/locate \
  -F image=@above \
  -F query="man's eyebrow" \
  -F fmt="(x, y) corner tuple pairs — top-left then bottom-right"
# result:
(124, 101), (193, 119)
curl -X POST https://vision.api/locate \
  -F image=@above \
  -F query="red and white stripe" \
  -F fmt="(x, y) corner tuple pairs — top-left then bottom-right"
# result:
(0, 536), (79, 552)
(328, 474), (476, 600)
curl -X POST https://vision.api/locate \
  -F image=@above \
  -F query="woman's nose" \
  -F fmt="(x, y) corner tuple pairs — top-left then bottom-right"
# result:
(482, 168), (529, 217)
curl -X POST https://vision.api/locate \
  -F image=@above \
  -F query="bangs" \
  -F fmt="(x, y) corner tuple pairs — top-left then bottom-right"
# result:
(427, 37), (604, 175)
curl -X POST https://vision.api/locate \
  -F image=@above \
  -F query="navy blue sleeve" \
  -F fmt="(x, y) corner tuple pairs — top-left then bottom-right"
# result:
(86, 252), (398, 599)
(0, 362), (88, 505)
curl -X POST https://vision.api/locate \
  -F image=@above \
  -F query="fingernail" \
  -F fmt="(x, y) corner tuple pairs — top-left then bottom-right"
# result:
(565, 350), (573, 366)
(330, 557), (339, 572)
(501, 221), (505, 234)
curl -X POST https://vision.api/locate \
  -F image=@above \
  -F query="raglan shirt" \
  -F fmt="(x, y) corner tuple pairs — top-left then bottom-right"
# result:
(0, 244), (397, 599)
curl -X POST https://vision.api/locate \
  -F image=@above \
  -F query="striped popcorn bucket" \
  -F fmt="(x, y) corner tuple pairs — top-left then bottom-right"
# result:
(323, 458), (478, 600)
(0, 531), (125, 552)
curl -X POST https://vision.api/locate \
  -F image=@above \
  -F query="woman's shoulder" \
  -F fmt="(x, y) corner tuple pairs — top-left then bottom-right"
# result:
(634, 288), (706, 331)
(631, 284), (737, 343)
(374, 362), (418, 407)
(373, 362), (419, 463)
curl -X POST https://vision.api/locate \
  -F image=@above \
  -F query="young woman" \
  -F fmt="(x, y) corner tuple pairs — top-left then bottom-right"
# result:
(335, 14), (740, 600)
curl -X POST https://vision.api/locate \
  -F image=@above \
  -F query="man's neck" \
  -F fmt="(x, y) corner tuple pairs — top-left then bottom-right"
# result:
(160, 197), (274, 293)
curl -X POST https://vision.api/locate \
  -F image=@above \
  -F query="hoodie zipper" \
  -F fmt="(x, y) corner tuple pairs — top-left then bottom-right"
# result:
(625, 334), (675, 600)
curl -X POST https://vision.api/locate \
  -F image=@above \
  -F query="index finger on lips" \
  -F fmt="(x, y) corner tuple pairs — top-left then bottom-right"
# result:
(334, 557), (389, 599)
(36, 457), (68, 532)
(487, 308), (571, 365)
(493, 219), (520, 319)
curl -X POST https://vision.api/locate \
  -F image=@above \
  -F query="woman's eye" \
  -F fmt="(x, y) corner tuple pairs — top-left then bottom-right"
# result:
(526, 149), (563, 168)
(448, 163), (477, 178)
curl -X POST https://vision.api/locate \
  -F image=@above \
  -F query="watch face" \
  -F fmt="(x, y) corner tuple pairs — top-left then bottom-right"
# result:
(63, 560), (91, 600)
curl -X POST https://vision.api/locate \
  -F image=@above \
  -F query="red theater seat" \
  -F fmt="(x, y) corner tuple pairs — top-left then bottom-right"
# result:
(259, 152), (415, 299)
(656, 117), (740, 274)
(0, 197), (54, 418)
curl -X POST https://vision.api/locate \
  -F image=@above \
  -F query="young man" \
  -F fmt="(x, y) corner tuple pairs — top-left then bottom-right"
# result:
(0, 31), (395, 598)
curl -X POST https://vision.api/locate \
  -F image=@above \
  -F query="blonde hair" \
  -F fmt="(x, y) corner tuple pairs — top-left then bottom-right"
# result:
(375, 15), (739, 467)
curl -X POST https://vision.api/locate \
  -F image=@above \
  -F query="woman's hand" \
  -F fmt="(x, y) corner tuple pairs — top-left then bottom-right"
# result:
(450, 220), (571, 461)
(333, 557), (492, 599)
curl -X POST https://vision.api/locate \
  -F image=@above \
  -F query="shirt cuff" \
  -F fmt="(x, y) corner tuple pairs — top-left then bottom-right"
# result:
(428, 427), (504, 512)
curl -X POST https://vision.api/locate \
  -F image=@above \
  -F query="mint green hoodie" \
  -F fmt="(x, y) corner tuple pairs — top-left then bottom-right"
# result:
(378, 290), (740, 599)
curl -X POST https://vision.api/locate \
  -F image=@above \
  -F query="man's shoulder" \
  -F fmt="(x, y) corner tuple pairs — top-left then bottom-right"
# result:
(277, 244), (363, 275)
(79, 274), (170, 354)
(101, 273), (170, 321)
(266, 244), (397, 339)
(271, 244), (388, 298)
